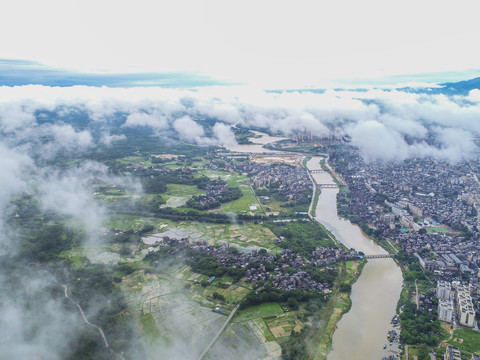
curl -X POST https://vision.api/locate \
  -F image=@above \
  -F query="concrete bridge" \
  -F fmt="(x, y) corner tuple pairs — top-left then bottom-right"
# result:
(364, 254), (394, 259)
(310, 169), (326, 174)
(318, 184), (339, 188)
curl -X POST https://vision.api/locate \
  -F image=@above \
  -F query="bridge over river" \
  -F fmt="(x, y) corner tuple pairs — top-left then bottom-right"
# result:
(318, 183), (339, 188)
(364, 254), (395, 259)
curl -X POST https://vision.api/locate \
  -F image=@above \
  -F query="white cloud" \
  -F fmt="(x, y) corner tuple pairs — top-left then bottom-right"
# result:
(124, 112), (169, 129)
(0, 85), (479, 162)
(100, 132), (126, 145)
(173, 115), (205, 143)
(212, 123), (237, 146)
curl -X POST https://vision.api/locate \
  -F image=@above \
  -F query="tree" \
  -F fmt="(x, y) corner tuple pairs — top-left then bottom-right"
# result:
(287, 297), (299, 310)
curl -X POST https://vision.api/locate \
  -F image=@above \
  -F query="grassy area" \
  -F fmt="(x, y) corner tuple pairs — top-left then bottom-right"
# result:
(310, 186), (321, 217)
(198, 169), (250, 188)
(117, 155), (154, 168)
(235, 302), (285, 321)
(162, 184), (205, 208)
(448, 328), (480, 356)
(141, 313), (160, 339)
(201, 283), (252, 304)
(218, 186), (263, 214)
(302, 156), (312, 168)
(106, 214), (157, 231)
(425, 227), (450, 233)
(164, 163), (183, 169)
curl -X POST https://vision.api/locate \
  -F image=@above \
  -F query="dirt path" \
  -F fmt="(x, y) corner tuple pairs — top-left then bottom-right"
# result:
(62, 285), (125, 360)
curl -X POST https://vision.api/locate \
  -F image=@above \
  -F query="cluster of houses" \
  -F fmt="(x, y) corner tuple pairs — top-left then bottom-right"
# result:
(310, 247), (358, 267)
(233, 162), (312, 201)
(337, 157), (479, 234)
(188, 180), (230, 208)
(146, 235), (360, 294)
(273, 270), (328, 293)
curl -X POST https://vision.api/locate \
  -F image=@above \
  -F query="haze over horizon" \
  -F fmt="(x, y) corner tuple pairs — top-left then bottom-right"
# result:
(1, 0), (479, 88)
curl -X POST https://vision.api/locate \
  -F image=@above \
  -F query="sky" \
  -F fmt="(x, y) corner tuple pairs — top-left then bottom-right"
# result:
(1, 0), (479, 88)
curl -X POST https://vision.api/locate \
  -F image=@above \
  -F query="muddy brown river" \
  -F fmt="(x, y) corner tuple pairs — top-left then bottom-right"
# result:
(307, 157), (403, 360)
(224, 132), (404, 359)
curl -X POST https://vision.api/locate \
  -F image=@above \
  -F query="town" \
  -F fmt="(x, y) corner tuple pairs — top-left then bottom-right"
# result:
(144, 234), (360, 294)
(327, 149), (480, 358)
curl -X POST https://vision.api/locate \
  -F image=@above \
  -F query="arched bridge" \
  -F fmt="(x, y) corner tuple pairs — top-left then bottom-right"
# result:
(364, 254), (395, 259)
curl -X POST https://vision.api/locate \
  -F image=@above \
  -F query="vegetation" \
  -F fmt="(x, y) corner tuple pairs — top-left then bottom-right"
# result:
(265, 220), (336, 258)
(448, 328), (480, 357)
(233, 127), (255, 144)
(144, 246), (247, 281)
(6, 209), (145, 360)
(400, 302), (443, 345)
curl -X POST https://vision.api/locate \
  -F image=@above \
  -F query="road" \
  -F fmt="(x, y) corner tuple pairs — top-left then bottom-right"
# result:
(196, 303), (241, 360)
(63, 285), (125, 360)
(415, 279), (419, 309)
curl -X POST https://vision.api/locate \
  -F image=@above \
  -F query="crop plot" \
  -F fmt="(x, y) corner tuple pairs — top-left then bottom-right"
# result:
(122, 271), (226, 360)
(143, 222), (280, 251)
(206, 320), (281, 360)
(161, 184), (206, 208)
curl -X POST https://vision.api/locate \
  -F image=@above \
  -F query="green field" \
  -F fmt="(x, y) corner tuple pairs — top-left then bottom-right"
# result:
(201, 283), (252, 304)
(235, 302), (284, 322)
(117, 155), (154, 167)
(219, 186), (263, 214)
(425, 227), (450, 233)
(141, 313), (160, 339)
(198, 170), (250, 187)
(162, 183), (206, 207)
(105, 215), (281, 251)
(106, 214), (156, 231)
(448, 328), (480, 356)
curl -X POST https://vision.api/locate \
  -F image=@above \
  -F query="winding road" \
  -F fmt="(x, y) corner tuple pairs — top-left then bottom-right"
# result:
(62, 285), (125, 360)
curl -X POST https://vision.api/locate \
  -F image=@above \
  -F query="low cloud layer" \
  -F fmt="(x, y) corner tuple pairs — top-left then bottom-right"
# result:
(1, 84), (479, 162)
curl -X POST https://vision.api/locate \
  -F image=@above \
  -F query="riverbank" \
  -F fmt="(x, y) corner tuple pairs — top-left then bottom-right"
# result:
(305, 260), (367, 359)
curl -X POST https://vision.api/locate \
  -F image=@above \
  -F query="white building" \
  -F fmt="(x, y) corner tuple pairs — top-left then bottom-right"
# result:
(437, 280), (453, 300)
(456, 284), (476, 327)
(438, 299), (454, 323)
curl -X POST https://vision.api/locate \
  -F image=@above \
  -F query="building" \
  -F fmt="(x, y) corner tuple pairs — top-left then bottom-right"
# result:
(438, 299), (454, 323)
(456, 284), (476, 327)
(437, 280), (453, 300)
(471, 354), (480, 360)
(445, 345), (461, 360)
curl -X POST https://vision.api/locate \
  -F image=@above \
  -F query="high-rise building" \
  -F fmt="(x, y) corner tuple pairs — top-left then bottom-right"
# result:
(437, 280), (453, 300)
(438, 299), (454, 323)
(456, 284), (476, 327)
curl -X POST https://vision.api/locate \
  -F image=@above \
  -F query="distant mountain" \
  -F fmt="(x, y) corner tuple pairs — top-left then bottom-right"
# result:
(439, 77), (480, 94)
(0, 58), (229, 88)
(397, 76), (480, 95)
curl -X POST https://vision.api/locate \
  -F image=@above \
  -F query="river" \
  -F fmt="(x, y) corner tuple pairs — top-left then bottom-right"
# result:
(223, 131), (404, 359)
(223, 130), (287, 154)
(307, 157), (403, 360)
